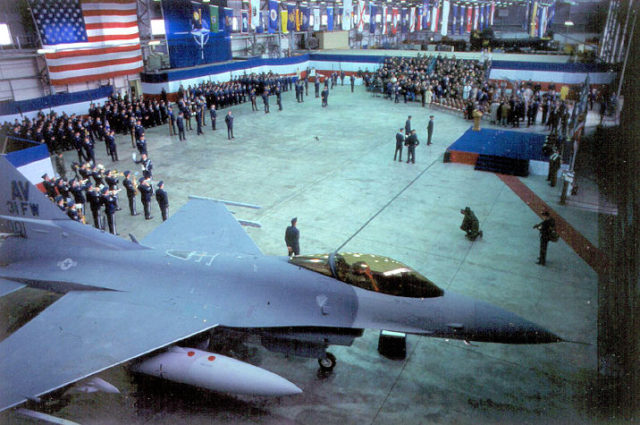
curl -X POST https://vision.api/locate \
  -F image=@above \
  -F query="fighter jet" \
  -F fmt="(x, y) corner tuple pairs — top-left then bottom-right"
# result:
(0, 155), (560, 413)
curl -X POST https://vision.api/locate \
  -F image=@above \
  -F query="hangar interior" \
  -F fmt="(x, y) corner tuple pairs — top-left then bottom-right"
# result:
(0, 0), (639, 424)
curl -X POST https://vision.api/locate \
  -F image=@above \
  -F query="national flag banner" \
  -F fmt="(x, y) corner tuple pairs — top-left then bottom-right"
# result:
(452, 4), (457, 34)
(327, 6), (334, 31)
(430, 1), (439, 32)
(490, 0), (495, 26)
(391, 7), (398, 34)
(529, 1), (538, 37)
(287, 4), (296, 31)
(224, 7), (234, 34)
(424, 0), (431, 29)
(416, 6), (422, 31)
(210, 5), (220, 32)
(29, 0), (142, 86)
(269, 0), (279, 33)
(343, 0), (353, 30)
(472, 5), (478, 31)
(538, 5), (547, 37)
(382, 5), (387, 34)
(466, 5), (472, 33)
(440, 0), (449, 36)
(241, 10), (249, 32)
(301, 6), (310, 30)
(337, 7), (343, 26)
(459, 5), (465, 34)
(295, 7), (301, 31)
(281, 8), (288, 33)
(250, 0), (260, 29)
(479, 4), (485, 30)
(409, 7), (416, 32)
(313, 7), (320, 31)
(370, 3), (377, 33)
(357, 0), (366, 32)
(547, 0), (556, 28)
(401, 8), (408, 33)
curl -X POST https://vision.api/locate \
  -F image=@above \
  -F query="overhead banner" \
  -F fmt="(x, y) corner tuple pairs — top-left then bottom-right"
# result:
(327, 6), (334, 31)
(410, 7), (416, 32)
(466, 5), (472, 33)
(241, 10), (248, 33)
(490, 0), (495, 26)
(416, 6), (422, 31)
(370, 3), (377, 33)
(401, 8), (408, 33)
(313, 7), (320, 31)
(163, 0), (230, 69)
(250, 0), (260, 29)
(382, 5), (387, 34)
(343, 0), (353, 30)
(287, 4), (296, 31)
(269, 0), (279, 33)
(391, 7), (399, 35)
(210, 5), (219, 33)
(440, 0), (449, 36)
(430, 1), (439, 32)
(301, 6), (310, 30)
(281, 8), (288, 33)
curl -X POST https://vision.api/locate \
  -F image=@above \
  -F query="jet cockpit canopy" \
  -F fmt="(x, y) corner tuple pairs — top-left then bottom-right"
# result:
(290, 253), (444, 298)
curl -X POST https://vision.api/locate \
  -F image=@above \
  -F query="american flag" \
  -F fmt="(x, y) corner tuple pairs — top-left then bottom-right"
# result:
(30, 0), (143, 86)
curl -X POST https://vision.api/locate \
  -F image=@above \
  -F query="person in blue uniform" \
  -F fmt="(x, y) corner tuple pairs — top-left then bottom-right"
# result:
(155, 180), (169, 222)
(122, 170), (139, 216)
(101, 187), (118, 234)
(86, 184), (102, 229)
(195, 104), (203, 135)
(176, 112), (186, 141)
(276, 87), (282, 111)
(427, 115), (434, 146)
(350, 74), (355, 92)
(285, 217), (300, 256)
(138, 177), (154, 220)
(106, 129), (118, 161)
(262, 89), (270, 113)
(210, 105), (217, 130)
(225, 111), (234, 139)
(314, 78), (320, 98)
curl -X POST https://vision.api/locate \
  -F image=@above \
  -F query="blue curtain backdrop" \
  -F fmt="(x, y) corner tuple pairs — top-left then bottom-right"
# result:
(163, 0), (231, 69)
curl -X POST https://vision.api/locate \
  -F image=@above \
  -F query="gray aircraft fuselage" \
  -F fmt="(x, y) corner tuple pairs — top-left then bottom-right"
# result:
(2, 239), (558, 345)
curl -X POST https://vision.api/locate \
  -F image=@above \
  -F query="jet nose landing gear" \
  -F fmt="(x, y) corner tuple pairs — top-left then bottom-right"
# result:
(317, 352), (336, 372)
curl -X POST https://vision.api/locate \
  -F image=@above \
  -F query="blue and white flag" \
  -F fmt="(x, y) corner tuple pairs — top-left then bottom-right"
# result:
(242, 10), (248, 32)
(268, 0), (279, 33)
(370, 3), (377, 33)
(301, 5), (310, 30)
(327, 6), (334, 31)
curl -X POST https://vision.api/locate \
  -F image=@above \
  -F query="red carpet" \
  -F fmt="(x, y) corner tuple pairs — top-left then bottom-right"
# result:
(498, 174), (608, 275)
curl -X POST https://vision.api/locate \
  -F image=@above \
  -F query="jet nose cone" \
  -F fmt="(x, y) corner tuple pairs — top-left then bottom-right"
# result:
(474, 301), (562, 344)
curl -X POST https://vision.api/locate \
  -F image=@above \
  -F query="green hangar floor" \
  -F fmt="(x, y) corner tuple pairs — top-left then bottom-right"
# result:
(1, 82), (600, 425)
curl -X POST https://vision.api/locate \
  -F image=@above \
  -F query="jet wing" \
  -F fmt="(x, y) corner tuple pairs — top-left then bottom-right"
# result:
(141, 197), (262, 256)
(0, 290), (217, 412)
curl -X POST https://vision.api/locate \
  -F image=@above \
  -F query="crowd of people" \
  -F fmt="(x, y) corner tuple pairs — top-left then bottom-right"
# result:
(1, 70), (352, 236)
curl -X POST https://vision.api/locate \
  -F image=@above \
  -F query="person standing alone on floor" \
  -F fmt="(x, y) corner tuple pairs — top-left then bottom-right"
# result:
(285, 217), (300, 257)
(427, 115), (434, 146)
(533, 211), (557, 266)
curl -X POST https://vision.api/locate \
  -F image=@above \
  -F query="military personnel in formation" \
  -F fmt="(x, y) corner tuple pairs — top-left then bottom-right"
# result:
(106, 129), (118, 161)
(533, 211), (557, 266)
(460, 207), (483, 241)
(101, 187), (119, 235)
(315, 78), (320, 98)
(134, 153), (153, 179)
(394, 128), (405, 161)
(123, 170), (139, 216)
(210, 105), (217, 130)
(69, 178), (88, 216)
(276, 86), (282, 111)
(42, 174), (58, 199)
(262, 89), (270, 113)
(176, 112), (186, 141)
(54, 152), (67, 179)
(155, 181), (169, 222)
(138, 177), (154, 220)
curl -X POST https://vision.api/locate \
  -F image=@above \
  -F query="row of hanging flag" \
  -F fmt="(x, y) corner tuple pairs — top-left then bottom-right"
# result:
(235, 0), (554, 38)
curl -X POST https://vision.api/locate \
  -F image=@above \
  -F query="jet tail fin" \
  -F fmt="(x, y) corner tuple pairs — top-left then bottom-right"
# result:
(0, 155), (146, 257)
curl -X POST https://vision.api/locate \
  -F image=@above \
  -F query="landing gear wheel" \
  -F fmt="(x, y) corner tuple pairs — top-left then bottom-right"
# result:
(318, 352), (336, 371)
